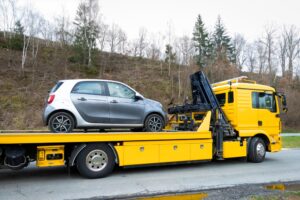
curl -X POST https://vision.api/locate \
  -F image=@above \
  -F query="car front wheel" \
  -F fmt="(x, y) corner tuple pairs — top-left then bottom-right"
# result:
(144, 114), (164, 132)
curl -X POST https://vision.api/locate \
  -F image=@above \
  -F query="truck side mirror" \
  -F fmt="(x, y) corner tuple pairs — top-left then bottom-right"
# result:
(281, 95), (288, 112)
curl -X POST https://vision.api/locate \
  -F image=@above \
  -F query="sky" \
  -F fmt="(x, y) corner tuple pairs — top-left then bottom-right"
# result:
(18, 0), (300, 42)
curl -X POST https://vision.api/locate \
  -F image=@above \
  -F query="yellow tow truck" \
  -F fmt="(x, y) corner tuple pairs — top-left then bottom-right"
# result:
(0, 71), (287, 178)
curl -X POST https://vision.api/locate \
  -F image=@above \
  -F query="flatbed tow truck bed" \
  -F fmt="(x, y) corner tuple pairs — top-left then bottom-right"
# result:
(0, 131), (212, 144)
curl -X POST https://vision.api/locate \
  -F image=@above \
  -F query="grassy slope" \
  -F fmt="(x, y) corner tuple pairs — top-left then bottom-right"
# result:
(282, 136), (300, 148)
(0, 46), (198, 129)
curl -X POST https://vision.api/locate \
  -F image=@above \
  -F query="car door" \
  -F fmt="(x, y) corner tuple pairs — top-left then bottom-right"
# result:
(107, 82), (145, 124)
(70, 81), (110, 123)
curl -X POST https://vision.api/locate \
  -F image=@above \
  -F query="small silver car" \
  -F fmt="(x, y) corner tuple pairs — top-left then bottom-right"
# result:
(43, 79), (167, 133)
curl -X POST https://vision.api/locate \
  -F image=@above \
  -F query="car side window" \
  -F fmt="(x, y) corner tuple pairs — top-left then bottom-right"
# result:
(71, 81), (106, 95)
(107, 82), (135, 99)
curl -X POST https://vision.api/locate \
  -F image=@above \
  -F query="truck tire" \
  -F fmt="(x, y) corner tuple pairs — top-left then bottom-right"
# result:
(247, 137), (266, 163)
(48, 112), (75, 133)
(76, 143), (115, 178)
(144, 114), (164, 132)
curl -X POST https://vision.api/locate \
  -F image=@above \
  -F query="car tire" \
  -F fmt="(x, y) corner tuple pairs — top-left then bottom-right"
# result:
(76, 143), (115, 178)
(48, 112), (75, 133)
(247, 137), (266, 163)
(144, 114), (164, 132)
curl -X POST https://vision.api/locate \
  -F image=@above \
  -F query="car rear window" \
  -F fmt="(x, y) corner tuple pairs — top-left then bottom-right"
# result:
(50, 82), (63, 93)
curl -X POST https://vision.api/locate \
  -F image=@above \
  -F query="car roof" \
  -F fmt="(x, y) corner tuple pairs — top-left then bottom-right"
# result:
(60, 79), (120, 82)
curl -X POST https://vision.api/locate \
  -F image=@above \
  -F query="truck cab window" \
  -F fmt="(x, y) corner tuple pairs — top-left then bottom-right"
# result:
(216, 93), (226, 106)
(252, 92), (276, 112)
(228, 91), (234, 103)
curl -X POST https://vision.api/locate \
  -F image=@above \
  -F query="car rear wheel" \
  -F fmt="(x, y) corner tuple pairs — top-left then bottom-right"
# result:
(144, 114), (164, 132)
(48, 112), (75, 133)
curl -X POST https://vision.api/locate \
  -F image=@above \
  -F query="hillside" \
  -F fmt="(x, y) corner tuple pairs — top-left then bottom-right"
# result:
(0, 43), (299, 130)
(0, 44), (197, 129)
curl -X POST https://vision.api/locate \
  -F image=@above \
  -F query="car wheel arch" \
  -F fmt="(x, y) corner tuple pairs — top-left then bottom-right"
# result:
(47, 109), (77, 128)
(143, 112), (165, 127)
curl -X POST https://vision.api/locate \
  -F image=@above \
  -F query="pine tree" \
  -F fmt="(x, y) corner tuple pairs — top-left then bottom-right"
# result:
(165, 44), (176, 63)
(192, 14), (211, 67)
(11, 20), (24, 50)
(73, 1), (99, 67)
(213, 16), (236, 63)
(14, 20), (25, 36)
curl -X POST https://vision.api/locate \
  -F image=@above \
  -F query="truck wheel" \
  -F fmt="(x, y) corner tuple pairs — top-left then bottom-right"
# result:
(144, 114), (164, 132)
(76, 144), (115, 178)
(247, 137), (266, 163)
(48, 112), (75, 133)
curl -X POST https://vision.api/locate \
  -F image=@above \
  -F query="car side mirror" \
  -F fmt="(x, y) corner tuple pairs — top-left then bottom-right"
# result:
(134, 95), (143, 101)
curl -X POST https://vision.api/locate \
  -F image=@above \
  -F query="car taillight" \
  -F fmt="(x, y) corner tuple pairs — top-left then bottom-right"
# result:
(47, 94), (55, 104)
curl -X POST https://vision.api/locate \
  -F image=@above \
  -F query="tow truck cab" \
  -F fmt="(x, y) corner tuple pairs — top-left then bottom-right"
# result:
(212, 77), (286, 152)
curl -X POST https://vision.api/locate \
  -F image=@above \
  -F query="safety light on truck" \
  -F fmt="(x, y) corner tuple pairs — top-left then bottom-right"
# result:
(47, 94), (55, 104)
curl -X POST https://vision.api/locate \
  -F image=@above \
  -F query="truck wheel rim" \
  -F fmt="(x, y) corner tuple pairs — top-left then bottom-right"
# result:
(149, 116), (162, 131)
(257, 143), (265, 157)
(52, 115), (71, 132)
(86, 150), (108, 172)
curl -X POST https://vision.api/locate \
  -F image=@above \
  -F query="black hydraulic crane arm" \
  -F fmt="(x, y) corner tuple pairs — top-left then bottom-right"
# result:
(168, 71), (236, 159)
(168, 71), (231, 126)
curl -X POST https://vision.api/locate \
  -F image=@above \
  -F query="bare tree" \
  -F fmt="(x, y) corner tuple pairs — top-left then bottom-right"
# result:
(117, 28), (127, 54)
(245, 44), (256, 73)
(166, 21), (174, 76)
(176, 35), (194, 99)
(107, 23), (121, 53)
(20, 7), (41, 71)
(176, 36), (194, 66)
(278, 30), (287, 77)
(0, 0), (17, 39)
(40, 18), (54, 47)
(146, 33), (162, 60)
(262, 26), (277, 75)
(55, 14), (73, 46)
(232, 33), (247, 70)
(137, 27), (148, 57)
(284, 25), (300, 78)
(128, 39), (139, 57)
(97, 22), (108, 51)
(254, 40), (267, 75)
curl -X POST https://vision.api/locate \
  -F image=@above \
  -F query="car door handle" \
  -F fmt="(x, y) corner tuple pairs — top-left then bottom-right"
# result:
(258, 121), (263, 126)
(110, 100), (118, 103)
(78, 97), (87, 101)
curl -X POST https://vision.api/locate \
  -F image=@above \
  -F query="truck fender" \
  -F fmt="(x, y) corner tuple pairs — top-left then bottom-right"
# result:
(69, 144), (86, 166)
(108, 143), (119, 164)
(69, 143), (119, 167)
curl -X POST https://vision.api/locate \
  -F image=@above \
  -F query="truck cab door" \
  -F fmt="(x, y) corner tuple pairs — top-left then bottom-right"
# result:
(252, 91), (280, 135)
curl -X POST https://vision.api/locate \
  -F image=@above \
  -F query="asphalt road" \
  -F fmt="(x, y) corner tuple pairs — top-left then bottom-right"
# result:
(0, 149), (299, 200)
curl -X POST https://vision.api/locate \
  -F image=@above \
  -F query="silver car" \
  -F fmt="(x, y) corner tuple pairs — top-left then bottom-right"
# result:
(43, 79), (167, 133)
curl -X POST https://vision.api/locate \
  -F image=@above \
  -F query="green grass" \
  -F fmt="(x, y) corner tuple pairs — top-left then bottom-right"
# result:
(282, 128), (300, 133)
(282, 136), (300, 148)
